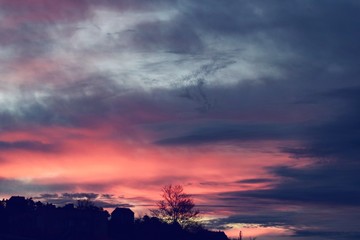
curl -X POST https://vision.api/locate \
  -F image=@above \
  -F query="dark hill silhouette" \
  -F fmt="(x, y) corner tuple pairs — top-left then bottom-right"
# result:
(0, 196), (229, 240)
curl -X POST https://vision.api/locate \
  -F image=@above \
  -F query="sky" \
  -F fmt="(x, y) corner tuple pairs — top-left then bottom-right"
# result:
(0, 0), (360, 239)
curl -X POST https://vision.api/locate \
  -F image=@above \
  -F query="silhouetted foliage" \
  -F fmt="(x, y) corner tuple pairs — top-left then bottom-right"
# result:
(0, 195), (228, 240)
(150, 184), (200, 227)
(109, 207), (135, 240)
(76, 199), (98, 210)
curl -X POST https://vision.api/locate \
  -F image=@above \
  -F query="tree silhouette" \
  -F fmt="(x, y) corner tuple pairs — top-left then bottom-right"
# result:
(77, 199), (97, 210)
(150, 184), (199, 227)
(0, 195), (229, 240)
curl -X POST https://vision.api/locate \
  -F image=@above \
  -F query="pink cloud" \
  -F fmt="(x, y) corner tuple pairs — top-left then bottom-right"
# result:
(0, 0), (91, 27)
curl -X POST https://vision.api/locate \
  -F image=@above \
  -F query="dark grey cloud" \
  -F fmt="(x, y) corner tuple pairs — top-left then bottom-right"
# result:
(0, 178), (74, 194)
(0, 140), (57, 152)
(263, 87), (360, 206)
(184, 0), (360, 58)
(162, 83), (360, 238)
(0, 23), (53, 58)
(39, 193), (59, 199)
(198, 186), (360, 238)
(149, 72), (358, 146)
(0, 178), (117, 196)
(62, 192), (99, 200)
(35, 192), (134, 208)
(131, 19), (203, 54)
(206, 212), (295, 229)
(199, 181), (227, 187)
(202, 86), (360, 237)
(0, 76), (141, 130)
(194, 190), (287, 216)
(155, 122), (303, 145)
(237, 180), (360, 207)
(287, 88), (360, 161)
(2, 0), (359, 135)
(0, 178), (134, 208)
(235, 178), (274, 184)
(0, 0), (178, 61)
(293, 230), (360, 240)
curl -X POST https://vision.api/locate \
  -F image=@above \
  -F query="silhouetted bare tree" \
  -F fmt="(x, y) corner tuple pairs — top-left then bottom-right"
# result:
(151, 184), (199, 227)
(77, 199), (96, 210)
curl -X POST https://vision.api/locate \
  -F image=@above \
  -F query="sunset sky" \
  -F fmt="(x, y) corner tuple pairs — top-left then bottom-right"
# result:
(1, 0), (360, 239)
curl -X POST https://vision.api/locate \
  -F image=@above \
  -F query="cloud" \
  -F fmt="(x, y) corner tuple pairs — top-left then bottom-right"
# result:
(155, 122), (302, 145)
(35, 192), (134, 208)
(1, 1), (360, 239)
(206, 212), (295, 229)
(285, 87), (360, 162)
(0, 140), (58, 152)
(260, 87), (360, 206)
(0, 178), (137, 209)
(62, 192), (99, 200)
(202, 86), (360, 237)
(236, 178), (274, 184)
(130, 19), (204, 54)
(0, 0), (91, 24)
(0, 76), (145, 130)
(0, 177), (119, 196)
(293, 230), (360, 240)
(0, 178), (74, 194)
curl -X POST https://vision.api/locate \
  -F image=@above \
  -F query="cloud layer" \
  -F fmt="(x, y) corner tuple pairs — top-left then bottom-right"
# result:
(1, 1), (360, 239)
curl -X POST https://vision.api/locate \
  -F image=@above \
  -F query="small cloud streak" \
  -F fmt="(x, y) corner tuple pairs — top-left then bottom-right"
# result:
(0, 140), (58, 152)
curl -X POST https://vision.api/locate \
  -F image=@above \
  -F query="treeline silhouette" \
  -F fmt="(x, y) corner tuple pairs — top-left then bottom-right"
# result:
(0, 196), (229, 240)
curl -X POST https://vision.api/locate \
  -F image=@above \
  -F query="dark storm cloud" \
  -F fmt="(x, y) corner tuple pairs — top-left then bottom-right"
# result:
(155, 122), (303, 145)
(0, 140), (57, 152)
